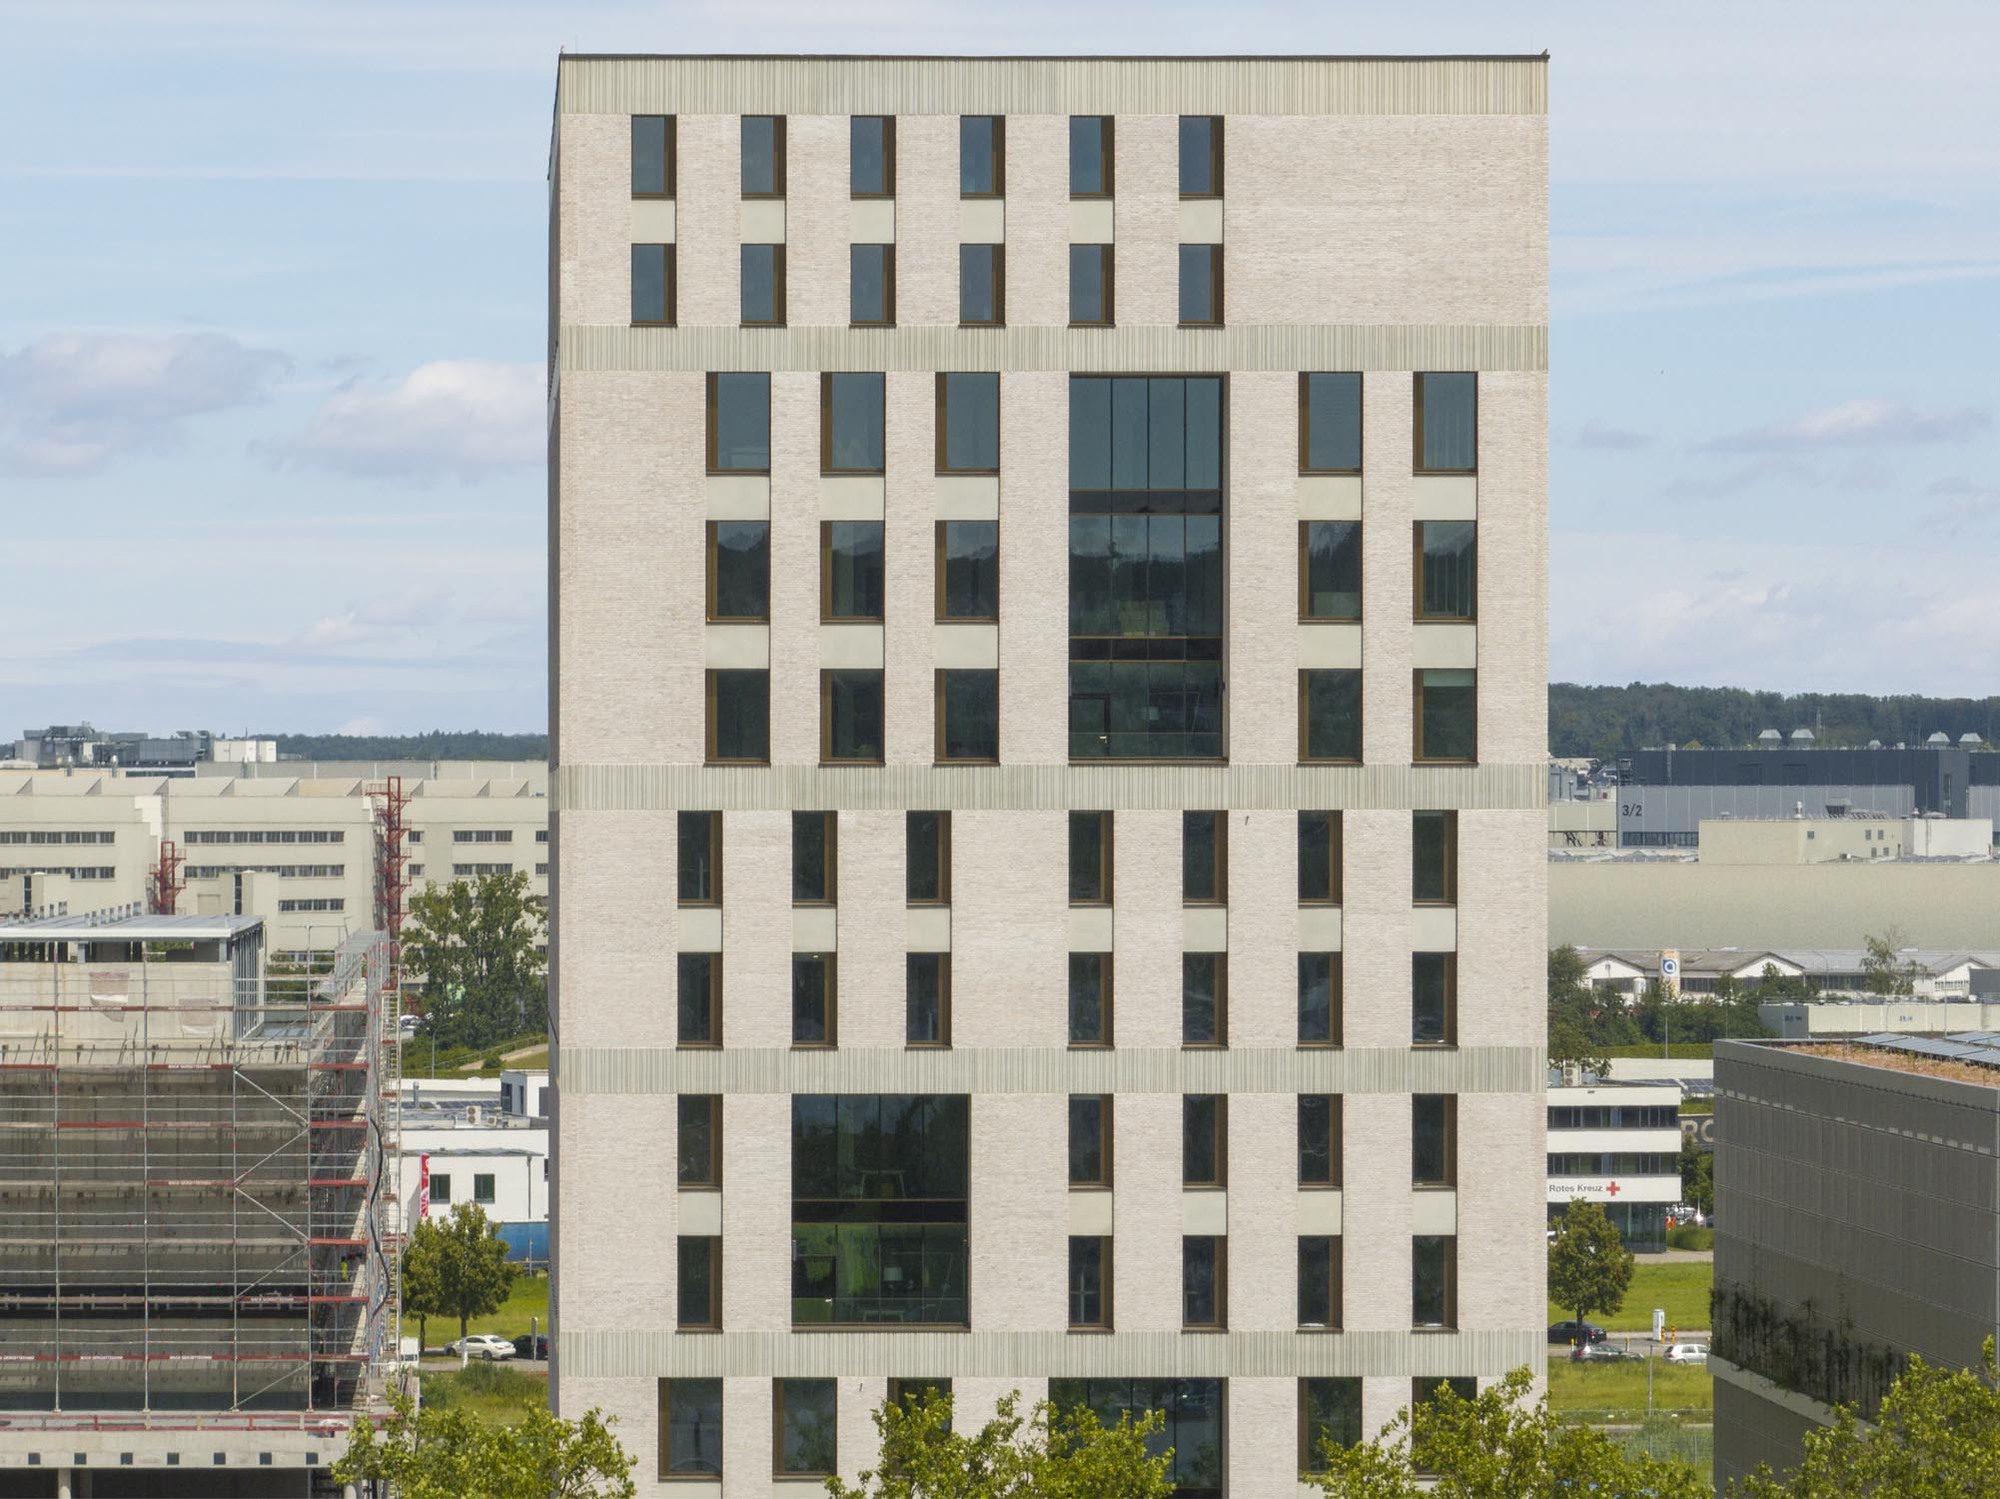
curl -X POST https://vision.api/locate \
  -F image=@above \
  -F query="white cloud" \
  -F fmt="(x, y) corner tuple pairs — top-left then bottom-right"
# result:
(0, 331), (290, 474)
(1573, 420), (1653, 451)
(1705, 400), (1991, 453)
(268, 360), (543, 482)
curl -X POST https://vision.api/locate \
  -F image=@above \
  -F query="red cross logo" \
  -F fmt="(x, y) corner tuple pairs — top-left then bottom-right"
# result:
(1605, 1181), (1622, 1197)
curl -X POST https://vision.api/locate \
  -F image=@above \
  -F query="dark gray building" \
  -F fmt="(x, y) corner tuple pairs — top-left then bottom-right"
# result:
(1712, 1037), (2000, 1488)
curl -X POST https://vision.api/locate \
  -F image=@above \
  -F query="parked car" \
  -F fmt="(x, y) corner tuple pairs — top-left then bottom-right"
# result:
(1663, 1342), (1709, 1365)
(445, 1334), (516, 1361)
(1547, 1319), (1608, 1346)
(1571, 1341), (1638, 1363)
(512, 1332), (550, 1360)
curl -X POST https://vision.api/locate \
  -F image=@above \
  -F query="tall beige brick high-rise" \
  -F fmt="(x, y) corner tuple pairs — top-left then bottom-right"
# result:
(549, 54), (1547, 1497)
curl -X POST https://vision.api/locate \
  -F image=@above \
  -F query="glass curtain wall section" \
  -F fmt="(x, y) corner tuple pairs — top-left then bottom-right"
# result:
(1068, 375), (1225, 760)
(791, 1095), (969, 1327)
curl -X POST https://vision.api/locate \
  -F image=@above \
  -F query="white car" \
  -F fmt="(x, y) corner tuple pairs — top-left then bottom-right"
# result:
(1663, 1342), (1709, 1365)
(445, 1334), (516, 1361)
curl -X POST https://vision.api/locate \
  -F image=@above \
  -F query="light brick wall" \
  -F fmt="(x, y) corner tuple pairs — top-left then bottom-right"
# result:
(678, 115), (739, 326)
(785, 115), (847, 327)
(996, 372), (1068, 764)
(884, 370), (938, 764)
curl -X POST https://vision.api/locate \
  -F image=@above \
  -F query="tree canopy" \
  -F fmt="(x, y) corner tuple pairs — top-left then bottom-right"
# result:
(334, 1391), (633, 1499)
(824, 1388), (1175, 1499)
(272, 731), (547, 762)
(1548, 1200), (1635, 1333)
(1305, 1367), (1706, 1498)
(403, 1203), (518, 1353)
(403, 870), (548, 1049)
(1548, 683), (2000, 763)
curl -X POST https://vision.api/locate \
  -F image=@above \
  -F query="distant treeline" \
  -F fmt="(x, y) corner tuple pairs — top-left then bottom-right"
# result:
(1550, 684), (2000, 763)
(272, 732), (549, 762)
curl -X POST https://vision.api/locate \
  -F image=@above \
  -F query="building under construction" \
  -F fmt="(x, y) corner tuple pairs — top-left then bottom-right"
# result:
(0, 910), (399, 1497)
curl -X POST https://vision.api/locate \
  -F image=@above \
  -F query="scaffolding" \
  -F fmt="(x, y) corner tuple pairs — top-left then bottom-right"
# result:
(0, 912), (398, 1430)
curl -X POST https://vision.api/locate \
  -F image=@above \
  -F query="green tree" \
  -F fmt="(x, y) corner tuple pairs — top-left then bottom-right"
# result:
(411, 1203), (520, 1358)
(401, 1217), (447, 1351)
(403, 870), (548, 1050)
(1860, 931), (1925, 997)
(824, 1388), (1175, 1499)
(1547, 1200), (1635, 1336)
(1731, 1339), (2000, 1497)
(1549, 1016), (1610, 1080)
(334, 1390), (634, 1499)
(1678, 1136), (1713, 1217)
(1305, 1366), (1706, 1497)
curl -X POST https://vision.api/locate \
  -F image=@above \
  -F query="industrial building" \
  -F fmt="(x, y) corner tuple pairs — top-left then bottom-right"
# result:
(549, 52), (1549, 1494)
(1544, 1080), (1681, 1252)
(8, 725), (278, 776)
(400, 1069), (550, 1266)
(0, 911), (399, 1496)
(1712, 1036), (2000, 1487)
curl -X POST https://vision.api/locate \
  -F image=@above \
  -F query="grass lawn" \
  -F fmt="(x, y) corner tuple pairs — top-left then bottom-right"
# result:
(1547, 1359), (1712, 1419)
(412, 1272), (549, 1346)
(1599, 1042), (1714, 1060)
(423, 1362), (549, 1425)
(1549, 1260), (1711, 1333)
(469, 1047), (548, 1077)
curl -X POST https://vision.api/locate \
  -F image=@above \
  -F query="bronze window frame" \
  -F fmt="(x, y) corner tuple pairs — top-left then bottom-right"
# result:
(1412, 669), (1478, 766)
(676, 810), (724, 906)
(1412, 1094), (1459, 1190)
(630, 243), (675, 327)
(933, 668), (1000, 764)
(935, 520), (1000, 623)
(676, 1235), (723, 1330)
(1412, 952), (1459, 1049)
(1181, 1234), (1228, 1330)
(1298, 669), (1364, 766)
(905, 951), (952, 1049)
(1298, 810), (1344, 906)
(1182, 1093), (1228, 1189)
(1297, 950), (1344, 1049)
(1182, 810), (1227, 905)
(1177, 242), (1224, 328)
(905, 810), (952, 906)
(677, 1094), (724, 1188)
(1296, 1238), (1344, 1336)
(818, 668), (885, 767)
(1067, 952), (1114, 1049)
(933, 372), (1002, 476)
(704, 520), (769, 623)
(1068, 1094), (1114, 1189)
(771, 1379), (836, 1478)
(1297, 371), (1363, 475)
(958, 243), (1006, 328)
(1181, 952), (1228, 1050)
(741, 115), (787, 198)
(849, 114), (896, 198)
(848, 243), (896, 329)
(703, 668), (769, 765)
(959, 114), (1006, 198)
(1069, 810), (1114, 906)
(631, 115), (676, 198)
(676, 952), (722, 1050)
(704, 372), (771, 476)
(1178, 115), (1224, 198)
(791, 810), (838, 906)
(1298, 1094), (1343, 1189)
(820, 373), (886, 477)
(1069, 115), (1115, 198)
(657, 1378), (722, 1481)
(1413, 520), (1477, 622)
(1068, 243), (1116, 328)
(820, 520), (887, 622)
(739, 243), (787, 328)
(1412, 371), (1478, 475)
(790, 952), (837, 1050)
(1297, 519), (1363, 622)
(1412, 809), (1458, 905)
(1411, 1240), (1459, 1331)
(1067, 1235), (1114, 1331)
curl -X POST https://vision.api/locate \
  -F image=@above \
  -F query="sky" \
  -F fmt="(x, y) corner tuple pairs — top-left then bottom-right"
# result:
(2, 1), (1996, 734)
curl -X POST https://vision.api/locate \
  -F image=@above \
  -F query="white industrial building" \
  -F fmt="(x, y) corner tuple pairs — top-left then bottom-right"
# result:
(400, 1069), (550, 1265)
(1545, 1081), (1682, 1253)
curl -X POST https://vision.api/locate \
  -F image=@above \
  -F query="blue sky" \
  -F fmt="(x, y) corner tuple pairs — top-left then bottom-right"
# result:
(3, 1), (1996, 734)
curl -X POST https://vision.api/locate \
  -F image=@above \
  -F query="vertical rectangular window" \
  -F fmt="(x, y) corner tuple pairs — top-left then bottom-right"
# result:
(821, 372), (886, 474)
(1298, 1094), (1340, 1187)
(706, 520), (770, 621)
(658, 1379), (723, 1479)
(773, 1379), (836, 1477)
(959, 115), (1004, 196)
(706, 372), (771, 473)
(1068, 1237), (1111, 1329)
(791, 812), (836, 905)
(850, 244), (895, 326)
(1299, 521), (1362, 620)
(740, 243), (785, 326)
(630, 243), (674, 325)
(431, 1174), (452, 1204)
(1300, 372), (1361, 473)
(1068, 953), (1111, 1047)
(1414, 372), (1477, 473)
(1068, 1095), (1112, 1187)
(1414, 669), (1478, 763)
(677, 953), (720, 1047)
(741, 115), (785, 197)
(906, 811), (950, 905)
(850, 115), (894, 196)
(1182, 1094), (1226, 1187)
(1297, 1237), (1341, 1330)
(1412, 1236), (1457, 1328)
(1298, 811), (1342, 905)
(1299, 1377), (1362, 1473)
(706, 669), (769, 764)
(474, 1174), (495, 1204)
(936, 521), (999, 620)
(1413, 1094), (1457, 1188)
(906, 953), (951, 1047)
(677, 1237), (722, 1329)
(632, 115), (674, 196)
(821, 519), (886, 621)
(1182, 810), (1226, 904)
(1068, 244), (1114, 326)
(1178, 116), (1223, 196)
(1069, 115), (1114, 196)
(677, 1095), (722, 1187)
(1181, 953), (1226, 1048)
(1178, 244), (1222, 326)
(935, 670), (999, 762)
(936, 372), (1000, 473)
(1415, 520), (1477, 620)
(820, 669), (885, 763)
(1298, 952), (1342, 1047)
(1182, 1236), (1226, 1329)
(1413, 953), (1457, 1047)
(1069, 811), (1112, 904)
(888, 1379), (952, 1421)
(677, 811), (721, 905)
(959, 244), (1005, 326)
(1412, 810), (1457, 904)
(1299, 669), (1362, 763)
(791, 953), (836, 1047)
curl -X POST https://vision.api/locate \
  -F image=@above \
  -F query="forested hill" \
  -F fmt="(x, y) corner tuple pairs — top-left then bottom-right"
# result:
(272, 732), (548, 762)
(1549, 684), (2000, 763)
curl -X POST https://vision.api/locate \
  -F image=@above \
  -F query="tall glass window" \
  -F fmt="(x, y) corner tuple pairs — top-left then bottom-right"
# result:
(937, 372), (999, 473)
(1178, 116), (1223, 196)
(678, 953), (720, 1046)
(1299, 669), (1361, 763)
(741, 115), (784, 196)
(792, 812), (835, 905)
(1300, 372), (1361, 472)
(1069, 116), (1114, 196)
(632, 116), (673, 196)
(1299, 1377), (1361, 1472)
(1182, 953), (1225, 1047)
(906, 953), (949, 1046)
(1049, 1380), (1225, 1498)
(1413, 1094), (1457, 1187)
(1178, 244), (1221, 326)
(850, 115), (893, 196)
(791, 1095), (969, 1327)
(823, 521), (885, 620)
(1068, 1237), (1111, 1328)
(821, 669), (884, 763)
(631, 243), (672, 325)
(1415, 669), (1477, 763)
(1413, 953), (1457, 1046)
(706, 669), (768, 763)
(707, 373), (770, 473)
(707, 521), (769, 621)
(1070, 245), (1114, 326)
(677, 811), (720, 905)
(1300, 522), (1361, 620)
(1068, 953), (1111, 1045)
(1412, 1236), (1456, 1328)
(774, 1379), (836, 1475)
(1416, 521), (1477, 620)
(1068, 1095), (1111, 1186)
(740, 243), (784, 326)
(906, 811), (949, 905)
(1068, 375), (1225, 760)
(822, 372), (885, 474)
(850, 245), (894, 326)
(960, 245), (1004, 325)
(1413, 810), (1457, 903)
(1298, 1237), (1339, 1330)
(1298, 810), (1341, 904)
(1414, 372), (1477, 473)
(937, 521), (999, 620)
(1298, 952), (1340, 1046)
(658, 1379), (722, 1478)
(935, 670), (998, 762)
(959, 115), (1004, 196)
(1298, 1095), (1339, 1186)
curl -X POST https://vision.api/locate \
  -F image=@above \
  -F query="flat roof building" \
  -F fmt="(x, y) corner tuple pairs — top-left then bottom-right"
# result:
(549, 51), (1549, 1493)
(1545, 1081), (1682, 1252)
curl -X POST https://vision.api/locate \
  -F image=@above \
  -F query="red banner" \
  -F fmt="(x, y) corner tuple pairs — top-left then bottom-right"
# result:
(417, 1153), (431, 1221)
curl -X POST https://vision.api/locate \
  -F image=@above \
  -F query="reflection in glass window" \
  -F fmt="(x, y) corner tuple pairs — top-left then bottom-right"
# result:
(822, 669), (885, 763)
(1298, 1237), (1339, 1330)
(1182, 953), (1224, 1046)
(1415, 372), (1477, 472)
(960, 244), (1004, 325)
(1070, 244), (1113, 325)
(1178, 244), (1221, 325)
(906, 952), (949, 1045)
(1069, 1237), (1110, 1327)
(631, 243), (672, 325)
(1413, 1237), (1456, 1328)
(1068, 1095), (1110, 1185)
(775, 1379), (837, 1475)
(1300, 670), (1362, 763)
(1301, 522), (1361, 620)
(792, 812), (834, 904)
(677, 953), (719, 1045)
(659, 1379), (722, 1477)
(936, 670), (998, 761)
(1298, 952), (1339, 1046)
(741, 243), (784, 325)
(1413, 953), (1456, 1046)
(824, 372), (885, 473)
(938, 521), (998, 619)
(1417, 521), (1477, 619)
(791, 953), (835, 1045)
(677, 811), (719, 904)
(1298, 1095), (1338, 1186)
(707, 670), (768, 763)
(708, 373), (770, 473)
(708, 521), (769, 620)
(1049, 1379), (1225, 1497)
(906, 811), (949, 905)
(1300, 1376), (1361, 1470)
(850, 244), (893, 326)
(1413, 810), (1457, 903)
(1070, 812), (1112, 905)
(1178, 116), (1222, 195)
(1301, 373), (1361, 472)
(959, 115), (1003, 195)
(1183, 1236), (1224, 1327)
(1415, 669), (1477, 763)
(632, 116), (672, 196)
(938, 372), (999, 472)
(824, 521), (885, 620)
(1068, 953), (1110, 1045)
(1183, 1094), (1224, 1187)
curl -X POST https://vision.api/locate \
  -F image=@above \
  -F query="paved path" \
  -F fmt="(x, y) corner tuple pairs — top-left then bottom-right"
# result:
(1649, 1249), (1714, 1263)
